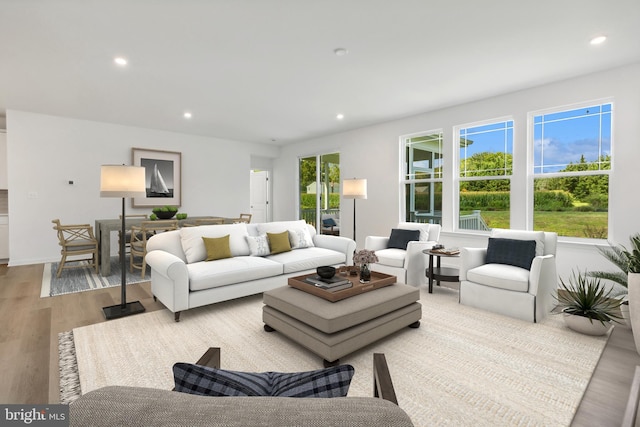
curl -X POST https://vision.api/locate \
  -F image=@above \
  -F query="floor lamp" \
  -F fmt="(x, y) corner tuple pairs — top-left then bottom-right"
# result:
(100, 164), (147, 320)
(342, 178), (367, 243)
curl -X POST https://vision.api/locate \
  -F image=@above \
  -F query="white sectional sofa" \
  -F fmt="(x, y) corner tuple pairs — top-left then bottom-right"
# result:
(145, 220), (356, 321)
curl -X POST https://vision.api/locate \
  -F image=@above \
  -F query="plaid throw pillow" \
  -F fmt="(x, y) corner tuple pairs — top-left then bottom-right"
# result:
(486, 237), (536, 270)
(173, 363), (354, 398)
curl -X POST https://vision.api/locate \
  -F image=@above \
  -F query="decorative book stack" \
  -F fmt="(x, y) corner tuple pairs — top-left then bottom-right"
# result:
(303, 275), (353, 292)
(431, 247), (460, 255)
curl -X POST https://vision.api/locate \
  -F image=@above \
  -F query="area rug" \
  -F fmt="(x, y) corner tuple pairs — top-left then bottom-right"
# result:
(64, 288), (608, 426)
(41, 256), (149, 297)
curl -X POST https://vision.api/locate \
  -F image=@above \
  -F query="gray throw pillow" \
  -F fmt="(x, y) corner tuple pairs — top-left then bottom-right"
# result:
(485, 237), (536, 270)
(387, 228), (420, 250)
(173, 363), (354, 398)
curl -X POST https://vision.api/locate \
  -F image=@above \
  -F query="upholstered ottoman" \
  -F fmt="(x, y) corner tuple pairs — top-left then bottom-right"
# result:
(262, 284), (421, 366)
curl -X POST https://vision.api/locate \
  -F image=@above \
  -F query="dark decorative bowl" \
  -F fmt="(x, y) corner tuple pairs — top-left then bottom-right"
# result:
(153, 210), (176, 220)
(316, 266), (336, 279)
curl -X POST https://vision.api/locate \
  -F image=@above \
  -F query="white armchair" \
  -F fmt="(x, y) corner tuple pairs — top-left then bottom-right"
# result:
(365, 222), (441, 287)
(459, 228), (558, 323)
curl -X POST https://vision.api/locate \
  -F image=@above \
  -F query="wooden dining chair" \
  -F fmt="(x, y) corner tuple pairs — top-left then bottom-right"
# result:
(118, 214), (148, 256)
(130, 220), (178, 279)
(238, 213), (252, 223)
(51, 219), (99, 278)
(195, 218), (225, 225)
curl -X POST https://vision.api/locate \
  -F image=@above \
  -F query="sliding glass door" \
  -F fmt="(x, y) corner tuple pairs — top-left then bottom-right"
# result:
(299, 153), (340, 233)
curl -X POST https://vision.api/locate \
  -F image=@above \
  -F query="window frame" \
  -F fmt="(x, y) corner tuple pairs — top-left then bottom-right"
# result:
(526, 99), (613, 239)
(454, 116), (515, 233)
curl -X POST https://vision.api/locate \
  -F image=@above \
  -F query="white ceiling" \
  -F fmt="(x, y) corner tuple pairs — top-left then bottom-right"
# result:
(0, 1), (639, 145)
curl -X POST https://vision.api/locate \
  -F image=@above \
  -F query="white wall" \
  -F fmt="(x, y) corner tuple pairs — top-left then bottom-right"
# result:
(274, 63), (640, 280)
(6, 110), (279, 265)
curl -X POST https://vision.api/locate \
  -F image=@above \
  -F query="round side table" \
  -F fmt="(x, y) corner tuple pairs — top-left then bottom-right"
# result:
(423, 249), (460, 293)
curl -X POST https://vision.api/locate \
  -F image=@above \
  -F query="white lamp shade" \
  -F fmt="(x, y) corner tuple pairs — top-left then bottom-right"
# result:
(343, 178), (367, 199)
(100, 165), (147, 198)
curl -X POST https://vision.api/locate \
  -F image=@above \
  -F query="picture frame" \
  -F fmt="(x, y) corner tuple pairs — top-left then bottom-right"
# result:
(131, 148), (182, 207)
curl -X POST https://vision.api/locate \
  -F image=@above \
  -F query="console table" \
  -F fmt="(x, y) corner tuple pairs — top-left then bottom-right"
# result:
(95, 216), (229, 276)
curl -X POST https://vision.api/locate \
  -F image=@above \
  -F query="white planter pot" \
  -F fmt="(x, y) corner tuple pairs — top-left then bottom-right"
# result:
(620, 301), (632, 329)
(563, 312), (613, 336)
(628, 273), (640, 354)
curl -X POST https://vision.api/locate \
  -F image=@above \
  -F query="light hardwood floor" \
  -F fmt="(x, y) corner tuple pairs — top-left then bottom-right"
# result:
(0, 263), (638, 425)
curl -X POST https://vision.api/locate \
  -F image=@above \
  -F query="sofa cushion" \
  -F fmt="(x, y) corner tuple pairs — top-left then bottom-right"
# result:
(203, 235), (232, 261)
(486, 237), (536, 270)
(173, 363), (354, 398)
(375, 248), (407, 268)
(257, 220), (308, 235)
(289, 227), (315, 249)
(491, 228), (545, 256)
(466, 263), (530, 292)
(267, 247), (346, 274)
(397, 222), (431, 241)
(188, 256), (283, 291)
(246, 235), (271, 256)
(268, 231), (292, 254)
(387, 229), (420, 250)
(181, 224), (250, 263)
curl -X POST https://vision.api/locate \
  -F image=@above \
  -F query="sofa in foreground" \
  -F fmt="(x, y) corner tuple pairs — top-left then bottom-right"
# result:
(145, 220), (356, 321)
(69, 348), (414, 427)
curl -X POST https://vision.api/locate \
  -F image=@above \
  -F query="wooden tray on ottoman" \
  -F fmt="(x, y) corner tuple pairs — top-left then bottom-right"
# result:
(288, 271), (397, 302)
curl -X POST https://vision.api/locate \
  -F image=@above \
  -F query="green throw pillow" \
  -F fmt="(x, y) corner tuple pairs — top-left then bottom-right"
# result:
(202, 235), (232, 261)
(267, 231), (292, 254)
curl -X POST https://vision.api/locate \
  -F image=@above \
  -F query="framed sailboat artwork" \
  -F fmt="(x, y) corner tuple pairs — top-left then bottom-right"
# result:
(131, 148), (182, 207)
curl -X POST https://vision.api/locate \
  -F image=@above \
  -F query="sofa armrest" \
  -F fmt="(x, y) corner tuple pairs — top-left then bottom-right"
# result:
(145, 250), (190, 314)
(459, 247), (487, 281)
(404, 240), (438, 286)
(365, 236), (389, 251)
(313, 235), (357, 266)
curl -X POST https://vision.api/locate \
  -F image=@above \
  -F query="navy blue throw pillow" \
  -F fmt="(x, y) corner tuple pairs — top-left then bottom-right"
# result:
(485, 237), (536, 270)
(173, 363), (354, 398)
(322, 218), (337, 227)
(387, 228), (421, 250)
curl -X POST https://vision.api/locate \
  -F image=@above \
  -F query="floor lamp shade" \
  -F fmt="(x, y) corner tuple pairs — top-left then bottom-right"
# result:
(343, 178), (367, 244)
(100, 165), (146, 320)
(343, 178), (367, 200)
(100, 165), (146, 198)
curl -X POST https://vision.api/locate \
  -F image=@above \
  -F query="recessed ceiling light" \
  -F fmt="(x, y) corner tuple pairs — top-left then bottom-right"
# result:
(334, 48), (348, 56)
(183, 112), (192, 119)
(590, 35), (607, 45)
(114, 57), (128, 66)
(336, 114), (344, 120)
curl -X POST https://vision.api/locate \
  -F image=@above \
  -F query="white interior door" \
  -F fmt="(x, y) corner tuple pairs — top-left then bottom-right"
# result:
(250, 170), (269, 223)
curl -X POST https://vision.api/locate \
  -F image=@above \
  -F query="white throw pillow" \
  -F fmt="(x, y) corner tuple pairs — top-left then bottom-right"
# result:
(257, 220), (308, 235)
(289, 227), (315, 249)
(246, 235), (271, 256)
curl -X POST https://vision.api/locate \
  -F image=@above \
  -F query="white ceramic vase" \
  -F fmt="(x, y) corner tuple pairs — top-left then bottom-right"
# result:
(628, 273), (640, 354)
(563, 312), (613, 336)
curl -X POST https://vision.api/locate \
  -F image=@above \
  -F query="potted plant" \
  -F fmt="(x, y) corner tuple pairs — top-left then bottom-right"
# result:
(555, 270), (622, 336)
(588, 239), (633, 327)
(621, 233), (640, 353)
(352, 249), (378, 283)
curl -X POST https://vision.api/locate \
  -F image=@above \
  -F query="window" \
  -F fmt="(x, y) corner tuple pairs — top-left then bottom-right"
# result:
(531, 102), (611, 238)
(457, 119), (513, 231)
(402, 131), (443, 224)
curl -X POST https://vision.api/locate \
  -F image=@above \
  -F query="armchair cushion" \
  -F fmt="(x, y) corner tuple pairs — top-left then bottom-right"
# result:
(486, 237), (536, 270)
(173, 363), (354, 398)
(387, 229), (420, 250)
(466, 263), (530, 292)
(375, 248), (407, 268)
